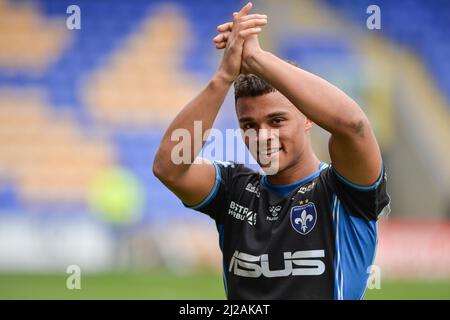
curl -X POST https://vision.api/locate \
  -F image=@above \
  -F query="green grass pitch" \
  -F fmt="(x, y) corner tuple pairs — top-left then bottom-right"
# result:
(1, 271), (449, 300)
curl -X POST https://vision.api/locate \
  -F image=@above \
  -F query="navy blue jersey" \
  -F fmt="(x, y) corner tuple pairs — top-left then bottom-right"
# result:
(183, 161), (390, 300)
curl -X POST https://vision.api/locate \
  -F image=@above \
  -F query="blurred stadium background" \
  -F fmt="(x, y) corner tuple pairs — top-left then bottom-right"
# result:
(0, 0), (449, 299)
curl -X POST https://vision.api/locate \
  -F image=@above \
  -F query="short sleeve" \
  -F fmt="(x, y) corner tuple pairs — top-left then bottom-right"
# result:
(325, 164), (391, 221)
(182, 161), (247, 222)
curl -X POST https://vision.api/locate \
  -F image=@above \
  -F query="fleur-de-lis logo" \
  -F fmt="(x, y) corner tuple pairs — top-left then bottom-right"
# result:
(295, 210), (313, 232)
(290, 203), (317, 235)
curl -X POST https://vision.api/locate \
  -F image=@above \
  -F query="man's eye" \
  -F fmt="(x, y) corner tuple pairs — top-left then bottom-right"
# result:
(272, 118), (284, 125)
(243, 123), (254, 129)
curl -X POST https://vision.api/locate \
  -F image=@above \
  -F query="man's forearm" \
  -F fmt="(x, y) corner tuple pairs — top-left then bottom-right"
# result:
(153, 72), (232, 180)
(245, 50), (367, 136)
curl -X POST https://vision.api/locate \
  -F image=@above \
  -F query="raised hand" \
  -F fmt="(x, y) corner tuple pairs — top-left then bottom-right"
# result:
(213, 7), (267, 75)
(215, 3), (267, 82)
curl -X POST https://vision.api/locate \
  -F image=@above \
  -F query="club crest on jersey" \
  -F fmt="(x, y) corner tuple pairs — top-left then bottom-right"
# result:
(290, 203), (317, 235)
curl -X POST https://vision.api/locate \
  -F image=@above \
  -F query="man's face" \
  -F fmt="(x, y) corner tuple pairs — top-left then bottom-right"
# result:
(236, 91), (313, 175)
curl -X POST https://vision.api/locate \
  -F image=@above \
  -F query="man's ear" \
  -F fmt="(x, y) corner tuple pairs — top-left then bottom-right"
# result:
(305, 118), (314, 131)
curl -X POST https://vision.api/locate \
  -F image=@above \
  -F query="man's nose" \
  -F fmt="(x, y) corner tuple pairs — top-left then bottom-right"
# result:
(258, 127), (271, 142)
(257, 127), (279, 144)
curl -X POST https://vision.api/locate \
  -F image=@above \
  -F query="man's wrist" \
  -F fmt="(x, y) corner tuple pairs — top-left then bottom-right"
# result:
(212, 70), (235, 87)
(243, 49), (268, 76)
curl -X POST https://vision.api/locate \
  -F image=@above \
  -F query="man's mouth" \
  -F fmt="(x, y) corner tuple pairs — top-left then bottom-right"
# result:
(258, 147), (283, 157)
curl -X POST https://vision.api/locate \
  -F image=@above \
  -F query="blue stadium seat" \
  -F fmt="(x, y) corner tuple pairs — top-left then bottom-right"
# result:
(322, 0), (450, 103)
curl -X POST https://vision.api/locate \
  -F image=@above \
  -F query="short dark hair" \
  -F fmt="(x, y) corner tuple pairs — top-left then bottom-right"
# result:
(233, 60), (299, 103)
(233, 74), (276, 103)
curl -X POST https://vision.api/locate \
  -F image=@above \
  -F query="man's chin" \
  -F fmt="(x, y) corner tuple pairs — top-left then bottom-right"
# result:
(254, 152), (284, 175)
(259, 161), (282, 175)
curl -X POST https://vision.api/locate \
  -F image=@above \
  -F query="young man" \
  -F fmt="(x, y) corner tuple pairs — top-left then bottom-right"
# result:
(153, 3), (390, 299)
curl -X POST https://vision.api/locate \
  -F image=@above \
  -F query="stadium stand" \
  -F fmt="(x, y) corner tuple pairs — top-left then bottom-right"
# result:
(322, 0), (450, 104)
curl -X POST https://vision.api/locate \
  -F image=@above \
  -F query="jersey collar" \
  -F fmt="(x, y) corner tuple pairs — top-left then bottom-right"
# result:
(262, 162), (328, 196)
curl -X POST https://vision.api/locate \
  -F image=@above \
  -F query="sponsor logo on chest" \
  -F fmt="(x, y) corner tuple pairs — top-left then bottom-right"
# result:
(229, 249), (325, 278)
(297, 181), (316, 194)
(245, 183), (261, 198)
(267, 205), (282, 221)
(228, 201), (257, 226)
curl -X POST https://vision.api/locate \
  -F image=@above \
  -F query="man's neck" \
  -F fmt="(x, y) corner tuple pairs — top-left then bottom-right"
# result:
(266, 151), (321, 186)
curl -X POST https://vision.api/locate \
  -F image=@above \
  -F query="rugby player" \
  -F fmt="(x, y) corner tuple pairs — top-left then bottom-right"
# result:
(153, 2), (390, 299)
